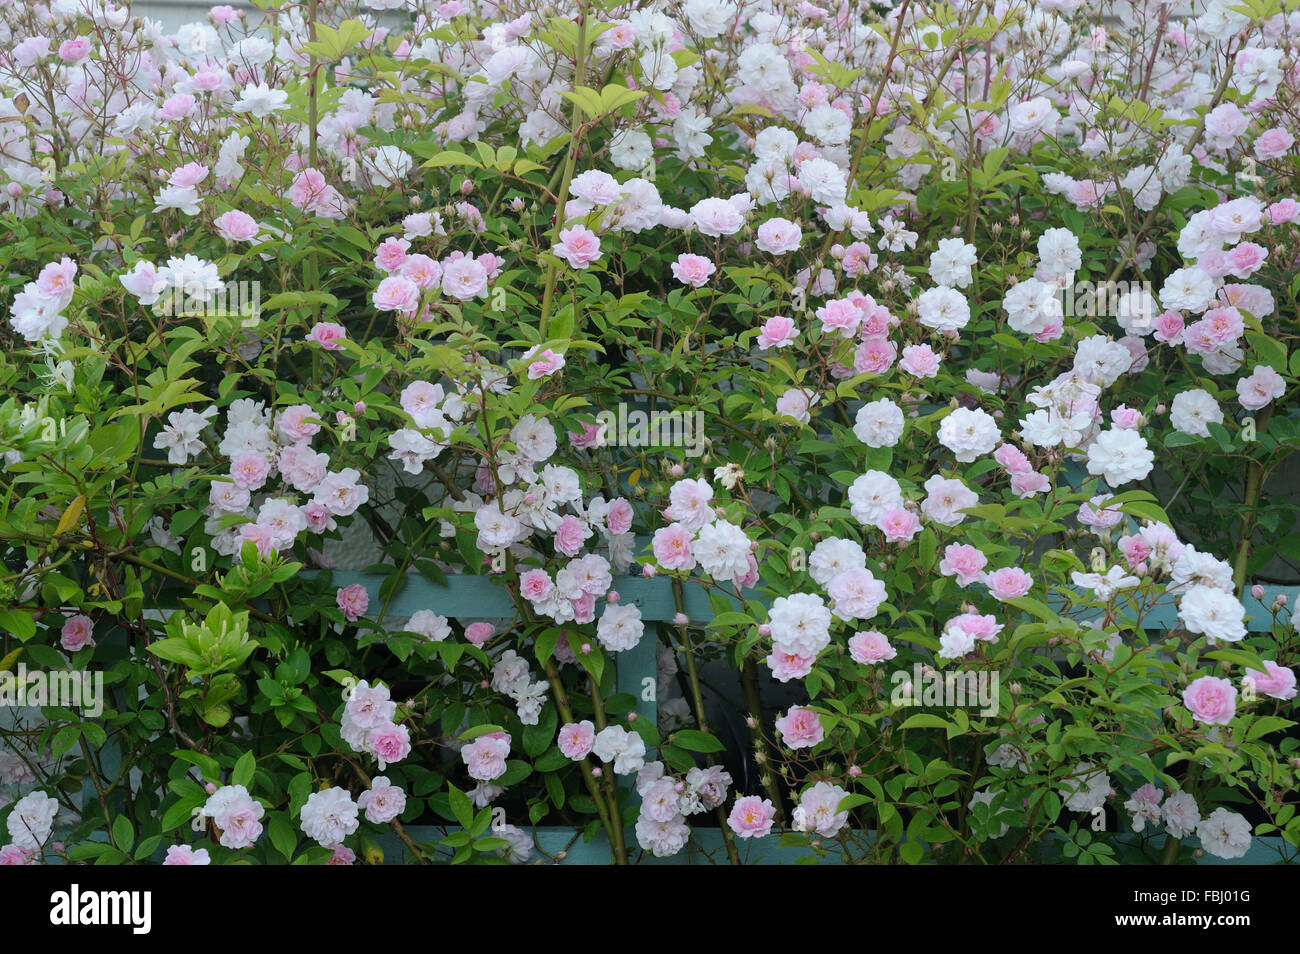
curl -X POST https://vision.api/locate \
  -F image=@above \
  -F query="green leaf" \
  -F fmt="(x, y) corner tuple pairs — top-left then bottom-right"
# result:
(672, 729), (724, 753)
(448, 784), (474, 829)
(111, 815), (135, 853)
(232, 751), (256, 788)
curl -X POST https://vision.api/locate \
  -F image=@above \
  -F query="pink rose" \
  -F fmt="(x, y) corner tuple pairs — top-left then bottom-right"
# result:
(60, 614), (94, 652)
(606, 498), (634, 535)
(899, 343), (941, 377)
(554, 514), (591, 557)
(464, 622), (494, 646)
(727, 796), (775, 838)
(553, 226), (602, 269)
(230, 451), (270, 491)
(670, 253), (715, 287)
(370, 722), (412, 768)
(519, 569), (554, 603)
(58, 38), (91, 62)
(766, 649), (815, 682)
(1244, 661), (1297, 701)
(307, 321), (347, 350)
(938, 543), (988, 586)
(774, 706), (824, 749)
(523, 346), (566, 379)
(162, 844), (211, 865)
(848, 630), (896, 664)
(1183, 675), (1236, 726)
(756, 315), (798, 350)
(994, 443), (1033, 475)
(1268, 198), (1300, 224)
(357, 778), (406, 827)
(558, 720), (596, 760)
(986, 566), (1033, 600)
(214, 210), (260, 242)
(336, 583), (370, 622)
(373, 275), (421, 313)
(374, 237), (410, 273)
(462, 735), (510, 780)
(876, 508), (920, 543)
(652, 523), (695, 570)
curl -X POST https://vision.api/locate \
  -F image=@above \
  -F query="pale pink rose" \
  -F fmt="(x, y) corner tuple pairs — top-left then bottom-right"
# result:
(237, 522), (278, 559)
(37, 258), (77, 303)
(374, 237), (410, 273)
(523, 345), (566, 379)
(60, 614), (94, 652)
(994, 443), (1033, 475)
(606, 498), (634, 535)
(277, 404), (321, 444)
(1225, 242), (1267, 279)
(899, 343), (941, 377)
(210, 5), (240, 26)
(553, 226), (602, 269)
(464, 622), (494, 646)
(462, 734), (510, 780)
(1254, 127), (1294, 160)
(371, 723), (412, 767)
(357, 777), (407, 823)
(854, 338), (896, 374)
(727, 796), (775, 838)
(947, 612), (1003, 642)
(1268, 198), (1300, 224)
(0, 845), (32, 865)
(1110, 405), (1143, 429)
(1236, 366), (1285, 411)
(1243, 661), (1297, 701)
(159, 93), (197, 120)
(162, 844), (211, 865)
(58, 38), (91, 62)
(401, 254), (442, 290)
(519, 569), (554, 603)
(558, 720), (596, 760)
(1010, 471), (1051, 498)
(1183, 676), (1236, 726)
(939, 543), (988, 586)
(766, 649), (816, 682)
(876, 507), (920, 543)
(774, 706), (824, 749)
(1117, 534), (1151, 570)
(756, 217), (802, 255)
(848, 630), (896, 664)
(373, 275), (421, 312)
(303, 501), (336, 534)
(816, 298), (861, 338)
(230, 451), (270, 490)
(336, 583), (370, 622)
(569, 422), (604, 449)
(441, 256), (489, 300)
(986, 566), (1033, 599)
(670, 253), (715, 287)
(214, 210), (260, 242)
(756, 315), (798, 350)
(775, 388), (817, 424)
(307, 322), (347, 350)
(554, 514), (591, 557)
(652, 524), (696, 570)
(570, 590), (597, 624)
(327, 845), (357, 865)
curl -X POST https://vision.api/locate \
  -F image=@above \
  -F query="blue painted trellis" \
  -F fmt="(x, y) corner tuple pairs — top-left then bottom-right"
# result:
(340, 569), (1298, 864)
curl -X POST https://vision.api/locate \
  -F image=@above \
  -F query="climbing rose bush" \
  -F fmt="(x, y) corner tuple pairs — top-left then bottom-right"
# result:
(1, 0), (1299, 865)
